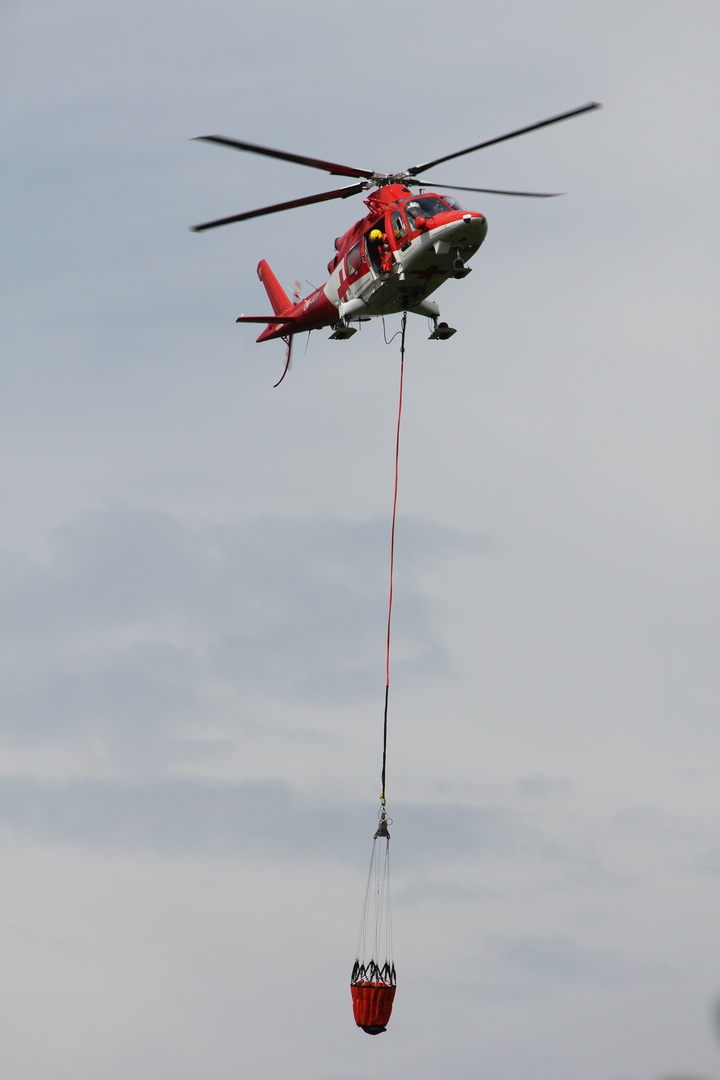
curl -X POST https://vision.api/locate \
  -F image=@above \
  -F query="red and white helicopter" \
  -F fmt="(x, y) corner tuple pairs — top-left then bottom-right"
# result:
(192, 102), (600, 384)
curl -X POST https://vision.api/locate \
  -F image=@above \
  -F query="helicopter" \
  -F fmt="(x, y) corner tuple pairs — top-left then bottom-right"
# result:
(191, 102), (600, 384)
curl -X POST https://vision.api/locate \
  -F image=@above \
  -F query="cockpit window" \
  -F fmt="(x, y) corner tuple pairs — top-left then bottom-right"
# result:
(390, 210), (406, 241)
(404, 196), (455, 222)
(442, 195), (464, 211)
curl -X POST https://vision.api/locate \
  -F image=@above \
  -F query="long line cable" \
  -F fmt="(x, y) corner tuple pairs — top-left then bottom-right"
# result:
(380, 312), (408, 806)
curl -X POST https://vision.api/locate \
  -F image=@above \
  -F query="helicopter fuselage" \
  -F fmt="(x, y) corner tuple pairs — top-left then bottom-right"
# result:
(194, 103), (600, 367)
(240, 185), (488, 343)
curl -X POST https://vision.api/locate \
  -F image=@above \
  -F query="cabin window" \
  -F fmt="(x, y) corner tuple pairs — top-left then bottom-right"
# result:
(346, 241), (363, 277)
(442, 195), (464, 211)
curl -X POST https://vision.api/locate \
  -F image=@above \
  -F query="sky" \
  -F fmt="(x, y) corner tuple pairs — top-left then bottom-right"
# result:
(1, 1), (719, 1078)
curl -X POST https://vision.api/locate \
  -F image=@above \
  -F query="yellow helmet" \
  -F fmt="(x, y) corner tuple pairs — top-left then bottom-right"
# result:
(369, 229), (383, 242)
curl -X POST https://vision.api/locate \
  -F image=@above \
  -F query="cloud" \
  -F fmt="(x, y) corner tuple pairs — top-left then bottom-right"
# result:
(0, 768), (625, 947)
(0, 504), (485, 782)
(517, 772), (574, 799)
(484, 932), (656, 988)
(0, 773), (491, 859)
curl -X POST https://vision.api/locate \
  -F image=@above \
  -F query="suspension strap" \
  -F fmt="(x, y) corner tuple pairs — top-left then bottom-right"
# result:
(381, 313), (408, 807)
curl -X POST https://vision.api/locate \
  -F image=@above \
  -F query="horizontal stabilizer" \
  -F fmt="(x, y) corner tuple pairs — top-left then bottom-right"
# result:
(236, 315), (298, 324)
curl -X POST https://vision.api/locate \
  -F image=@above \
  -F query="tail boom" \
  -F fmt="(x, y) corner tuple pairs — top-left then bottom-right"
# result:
(236, 259), (338, 342)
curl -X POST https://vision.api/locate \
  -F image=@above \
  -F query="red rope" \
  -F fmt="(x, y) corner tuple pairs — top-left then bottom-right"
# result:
(381, 313), (407, 804)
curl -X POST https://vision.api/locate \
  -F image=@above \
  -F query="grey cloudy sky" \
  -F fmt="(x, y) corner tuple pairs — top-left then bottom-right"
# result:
(2, 1), (719, 1078)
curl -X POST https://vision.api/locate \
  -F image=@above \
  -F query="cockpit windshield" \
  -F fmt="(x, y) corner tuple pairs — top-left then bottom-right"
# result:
(404, 195), (460, 222)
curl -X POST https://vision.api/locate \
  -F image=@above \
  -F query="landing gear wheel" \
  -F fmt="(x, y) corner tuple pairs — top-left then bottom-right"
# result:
(429, 320), (457, 340)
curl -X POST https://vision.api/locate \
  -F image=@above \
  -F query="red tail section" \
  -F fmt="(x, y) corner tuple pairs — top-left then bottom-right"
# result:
(257, 260), (292, 316)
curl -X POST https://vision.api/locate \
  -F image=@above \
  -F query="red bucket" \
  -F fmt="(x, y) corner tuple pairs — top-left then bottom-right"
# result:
(350, 981), (396, 1034)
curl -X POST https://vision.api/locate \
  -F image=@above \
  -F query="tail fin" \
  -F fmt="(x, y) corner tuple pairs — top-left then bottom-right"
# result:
(257, 260), (292, 316)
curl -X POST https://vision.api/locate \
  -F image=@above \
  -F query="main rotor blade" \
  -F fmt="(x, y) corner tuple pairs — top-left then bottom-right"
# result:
(193, 135), (375, 180)
(408, 178), (561, 197)
(191, 182), (368, 232)
(408, 102), (601, 176)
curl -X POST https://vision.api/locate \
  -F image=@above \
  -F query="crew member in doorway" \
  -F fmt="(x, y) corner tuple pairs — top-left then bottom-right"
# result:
(379, 233), (393, 273)
(370, 229), (393, 274)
